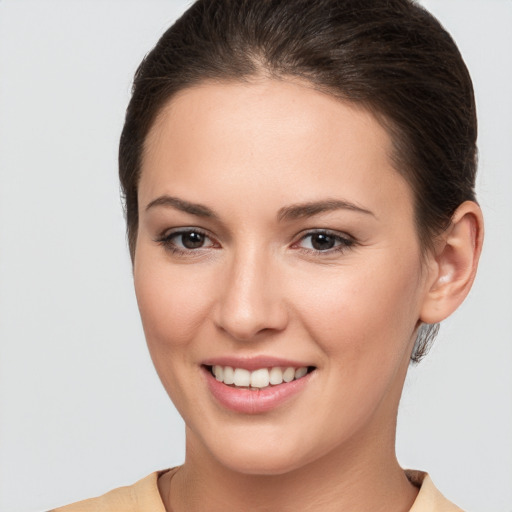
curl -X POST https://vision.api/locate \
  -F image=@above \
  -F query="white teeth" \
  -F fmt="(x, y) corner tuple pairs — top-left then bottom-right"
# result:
(233, 368), (251, 387)
(283, 367), (295, 383)
(211, 365), (312, 388)
(295, 367), (308, 379)
(250, 368), (270, 388)
(223, 366), (235, 385)
(213, 365), (223, 381)
(269, 367), (284, 385)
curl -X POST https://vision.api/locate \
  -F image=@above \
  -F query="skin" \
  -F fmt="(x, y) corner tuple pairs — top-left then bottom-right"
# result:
(133, 79), (483, 512)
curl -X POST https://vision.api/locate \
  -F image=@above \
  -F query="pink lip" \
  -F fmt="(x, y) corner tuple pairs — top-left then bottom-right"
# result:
(201, 355), (312, 372)
(202, 365), (315, 414)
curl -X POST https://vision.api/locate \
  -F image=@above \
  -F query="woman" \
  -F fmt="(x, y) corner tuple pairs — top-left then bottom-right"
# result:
(51, 0), (485, 510)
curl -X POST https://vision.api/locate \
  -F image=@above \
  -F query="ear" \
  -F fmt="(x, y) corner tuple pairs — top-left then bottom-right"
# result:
(420, 201), (484, 324)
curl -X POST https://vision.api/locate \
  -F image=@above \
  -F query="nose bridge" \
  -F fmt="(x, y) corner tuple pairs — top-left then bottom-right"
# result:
(215, 242), (287, 340)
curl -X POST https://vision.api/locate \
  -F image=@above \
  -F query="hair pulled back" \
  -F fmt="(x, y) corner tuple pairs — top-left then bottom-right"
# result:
(119, 0), (477, 362)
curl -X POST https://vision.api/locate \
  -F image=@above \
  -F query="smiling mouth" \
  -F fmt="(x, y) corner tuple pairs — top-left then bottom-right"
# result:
(205, 365), (316, 390)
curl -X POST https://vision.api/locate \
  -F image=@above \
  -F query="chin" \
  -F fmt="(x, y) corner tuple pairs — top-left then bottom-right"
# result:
(195, 425), (322, 476)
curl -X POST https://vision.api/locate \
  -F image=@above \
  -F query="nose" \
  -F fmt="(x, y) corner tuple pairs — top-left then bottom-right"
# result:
(213, 248), (289, 342)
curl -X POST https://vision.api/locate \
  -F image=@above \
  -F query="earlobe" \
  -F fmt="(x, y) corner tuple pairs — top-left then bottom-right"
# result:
(420, 201), (484, 324)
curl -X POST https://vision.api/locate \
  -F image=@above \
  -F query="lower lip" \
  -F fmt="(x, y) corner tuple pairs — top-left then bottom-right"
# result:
(203, 366), (314, 414)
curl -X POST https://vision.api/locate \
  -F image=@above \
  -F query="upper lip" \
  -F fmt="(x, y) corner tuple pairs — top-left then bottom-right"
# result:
(201, 355), (314, 372)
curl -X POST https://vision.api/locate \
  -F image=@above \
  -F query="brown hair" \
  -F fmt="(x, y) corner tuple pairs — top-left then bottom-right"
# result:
(119, 0), (477, 362)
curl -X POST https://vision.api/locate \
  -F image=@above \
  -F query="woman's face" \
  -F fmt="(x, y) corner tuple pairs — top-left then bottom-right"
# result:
(134, 79), (434, 474)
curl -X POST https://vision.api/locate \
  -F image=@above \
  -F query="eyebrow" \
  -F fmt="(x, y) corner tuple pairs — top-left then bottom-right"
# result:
(145, 195), (375, 221)
(277, 199), (375, 221)
(145, 195), (219, 219)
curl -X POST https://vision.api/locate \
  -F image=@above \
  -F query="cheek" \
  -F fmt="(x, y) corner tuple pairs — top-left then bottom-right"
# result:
(280, 256), (424, 446)
(133, 250), (217, 416)
(290, 253), (424, 364)
(134, 251), (214, 353)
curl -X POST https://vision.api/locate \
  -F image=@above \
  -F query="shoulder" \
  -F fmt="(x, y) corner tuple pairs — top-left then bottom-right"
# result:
(407, 470), (465, 512)
(49, 470), (168, 512)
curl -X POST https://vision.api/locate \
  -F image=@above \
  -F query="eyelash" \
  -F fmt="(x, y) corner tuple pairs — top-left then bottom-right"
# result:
(155, 228), (216, 256)
(155, 228), (356, 257)
(294, 230), (355, 256)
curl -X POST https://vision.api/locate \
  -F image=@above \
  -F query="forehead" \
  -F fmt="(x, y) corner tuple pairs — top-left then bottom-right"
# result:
(140, 79), (413, 219)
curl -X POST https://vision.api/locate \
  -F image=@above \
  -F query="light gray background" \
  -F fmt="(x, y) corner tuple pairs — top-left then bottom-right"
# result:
(0, 1), (510, 511)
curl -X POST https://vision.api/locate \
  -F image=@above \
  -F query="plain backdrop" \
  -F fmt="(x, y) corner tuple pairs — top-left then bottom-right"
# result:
(0, 1), (510, 511)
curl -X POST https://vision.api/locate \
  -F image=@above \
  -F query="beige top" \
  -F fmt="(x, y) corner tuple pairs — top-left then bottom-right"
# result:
(50, 468), (463, 511)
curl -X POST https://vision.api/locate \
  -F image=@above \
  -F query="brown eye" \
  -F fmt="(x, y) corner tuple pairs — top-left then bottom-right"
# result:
(310, 233), (336, 251)
(297, 230), (354, 254)
(156, 228), (216, 253)
(179, 231), (206, 249)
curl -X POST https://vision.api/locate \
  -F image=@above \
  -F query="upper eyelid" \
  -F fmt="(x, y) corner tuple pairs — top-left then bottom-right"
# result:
(294, 228), (354, 242)
(158, 226), (211, 239)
